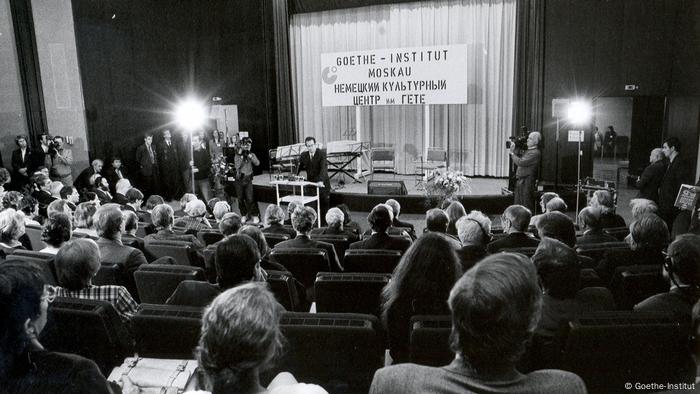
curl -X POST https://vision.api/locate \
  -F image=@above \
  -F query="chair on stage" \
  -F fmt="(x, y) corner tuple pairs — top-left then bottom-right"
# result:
(370, 146), (396, 179)
(414, 147), (447, 188)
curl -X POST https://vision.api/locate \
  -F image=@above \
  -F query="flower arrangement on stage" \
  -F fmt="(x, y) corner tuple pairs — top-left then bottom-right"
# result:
(425, 169), (471, 204)
(211, 154), (230, 181)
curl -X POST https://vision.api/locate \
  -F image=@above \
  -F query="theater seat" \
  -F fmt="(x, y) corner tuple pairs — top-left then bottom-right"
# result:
(343, 249), (402, 274)
(559, 312), (694, 393)
(270, 248), (329, 293)
(134, 264), (205, 304)
(132, 304), (203, 359)
(92, 262), (126, 288)
(269, 312), (384, 393)
(310, 234), (352, 261)
(5, 250), (57, 285)
(603, 226), (630, 241)
(263, 233), (290, 248)
(267, 270), (303, 312)
(500, 246), (538, 258)
(40, 297), (133, 374)
(315, 272), (390, 316)
(617, 267), (667, 310)
(197, 229), (224, 246)
(576, 242), (629, 265)
(145, 240), (198, 266)
(408, 315), (452, 367)
(24, 224), (46, 250)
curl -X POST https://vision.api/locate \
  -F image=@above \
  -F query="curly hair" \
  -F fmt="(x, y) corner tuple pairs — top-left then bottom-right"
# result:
(0, 167), (10, 185)
(0, 209), (25, 243)
(291, 206), (317, 234)
(74, 202), (98, 229)
(42, 213), (72, 247)
(2, 191), (23, 210)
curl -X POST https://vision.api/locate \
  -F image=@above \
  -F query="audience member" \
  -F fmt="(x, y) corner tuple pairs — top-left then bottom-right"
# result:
(0, 168), (10, 197)
(310, 207), (358, 240)
(135, 133), (159, 198)
(121, 210), (144, 250)
(103, 157), (127, 195)
(372, 252), (586, 394)
(144, 204), (204, 249)
(72, 202), (98, 238)
(545, 197), (568, 213)
(0, 209), (26, 254)
(54, 238), (138, 322)
(49, 181), (64, 199)
(124, 188), (144, 214)
(74, 159), (103, 193)
(385, 199), (416, 240)
(2, 190), (23, 210)
(659, 137), (692, 227)
(487, 205), (539, 253)
(47, 199), (73, 219)
(176, 193), (197, 217)
(596, 214), (669, 285)
(142, 195), (164, 225)
(275, 206), (342, 271)
(157, 129), (184, 201)
(212, 200), (231, 221)
(195, 283), (327, 394)
(636, 148), (666, 204)
(18, 195), (41, 226)
(31, 173), (55, 217)
(445, 201), (467, 237)
(533, 238), (615, 336)
(0, 261), (113, 393)
(350, 204), (411, 253)
(530, 192), (561, 227)
(630, 198), (658, 221)
(91, 175), (112, 204)
(190, 133), (213, 203)
(59, 186), (79, 209)
(425, 208), (449, 233)
(455, 211), (491, 271)
(112, 179), (132, 205)
(238, 225), (287, 272)
(336, 203), (361, 236)
(167, 234), (265, 307)
(576, 207), (617, 245)
(535, 211), (576, 248)
(283, 200), (299, 226)
(381, 233), (462, 363)
(590, 190), (626, 229)
(262, 204), (297, 239)
(635, 234), (700, 318)
(10, 135), (32, 190)
(40, 213), (72, 254)
(175, 199), (212, 232)
(47, 136), (73, 186)
(218, 212), (243, 236)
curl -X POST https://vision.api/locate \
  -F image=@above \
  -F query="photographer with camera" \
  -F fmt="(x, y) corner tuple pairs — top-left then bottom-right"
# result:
(48, 135), (74, 186)
(231, 137), (260, 223)
(508, 131), (541, 212)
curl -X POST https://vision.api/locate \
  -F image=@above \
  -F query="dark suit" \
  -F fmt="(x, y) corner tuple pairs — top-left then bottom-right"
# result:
(103, 166), (128, 194)
(393, 218), (417, 240)
(486, 232), (540, 254)
(349, 232), (411, 254)
(96, 237), (147, 301)
(576, 230), (618, 246)
(31, 190), (56, 218)
(157, 140), (183, 200)
(310, 225), (360, 241)
(135, 143), (158, 198)
(636, 160), (666, 203)
(73, 167), (98, 194)
(634, 287), (700, 318)
(11, 148), (32, 190)
(595, 248), (664, 286)
(262, 223), (297, 239)
(456, 244), (487, 271)
(659, 155), (692, 226)
(112, 193), (129, 206)
(274, 234), (343, 272)
(599, 212), (626, 229)
(31, 146), (49, 173)
(298, 149), (330, 215)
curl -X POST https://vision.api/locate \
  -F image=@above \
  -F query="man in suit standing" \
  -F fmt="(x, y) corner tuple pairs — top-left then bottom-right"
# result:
(349, 204), (411, 254)
(486, 205), (539, 253)
(636, 148), (666, 204)
(509, 132), (541, 213)
(11, 135), (32, 191)
(298, 136), (330, 218)
(157, 129), (183, 201)
(31, 133), (51, 174)
(135, 133), (159, 199)
(659, 137), (692, 227)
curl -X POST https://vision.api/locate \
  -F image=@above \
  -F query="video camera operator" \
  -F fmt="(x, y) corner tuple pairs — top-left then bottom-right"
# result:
(47, 135), (74, 186)
(231, 137), (260, 223)
(508, 131), (541, 212)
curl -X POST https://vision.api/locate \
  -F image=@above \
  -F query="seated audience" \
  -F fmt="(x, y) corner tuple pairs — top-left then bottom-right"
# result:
(167, 234), (265, 307)
(385, 198), (416, 239)
(3, 191), (23, 210)
(238, 225), (288, 272)
(576, 207), (617, 245)
(262, 204), (297, 239)
(0, 261), (113, 393)
(31, 173), (55, 217)
(195, 283), (327, 394)
(54, 238), (138, 322)
(282, 200), (299, 226)
(590, 190), (626, 228)
(219, 212), (243, 236)
(83, 191), (100, 206)
(0, 209), (26, 254)
(445, 201), (467, 237)
(275, 206), (342, 271)
(175, 199), (212, 232)
(310, 207), (359, 240)
(533, 237), (615, 336)
(212, 200), (231, 222)
(40, 213), (72, 254)
(350, 204), (411, 253)
(59, 186), (79, 209)
(144, 204), (204, 249)
(121, 210), (144, 250)
(381, 233), (462, 363)
(530, 192), (560, 226)
(103, 157), (127, 194)
(370, 252), (586, 393)
(635, 234), (700, 318)
(112, 178), (131, 205)
(337, 203), (361, 235)
(176, 193), (197, 217)
(47, 199), (73, 219)
(91, 175), (112, 204)
(72, 202), (98, 238)
(545, 197), (568, 213)
(18, 195), (41, 226)
(630, 198), (658, 221)
(535, 211), (577, 248)
(94, 204), (148, 299)
(49, 181), (64, 200)
(0, 167), (10, 196)
(124, 188), (145, 216)
(596, 214), (669, 285)
(487, 205), (539, 253)
(74, 158), (103, 194)
(455, 211), (491, 271)
(142, 194), (164, 225)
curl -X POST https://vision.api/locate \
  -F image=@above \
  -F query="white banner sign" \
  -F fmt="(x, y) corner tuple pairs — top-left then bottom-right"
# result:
(321, 45), (469, 107)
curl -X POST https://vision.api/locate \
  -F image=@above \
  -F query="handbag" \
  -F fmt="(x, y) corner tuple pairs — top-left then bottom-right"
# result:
(107, 357), (200, 394)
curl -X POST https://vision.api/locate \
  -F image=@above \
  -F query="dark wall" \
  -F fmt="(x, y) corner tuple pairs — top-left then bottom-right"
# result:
(71, 0), (277, 171)
(541, 0), (699, 183)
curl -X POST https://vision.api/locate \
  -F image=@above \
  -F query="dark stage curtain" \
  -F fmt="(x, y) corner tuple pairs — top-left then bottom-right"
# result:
(514, 0), (545, 134)
(272, 0), (295, 146)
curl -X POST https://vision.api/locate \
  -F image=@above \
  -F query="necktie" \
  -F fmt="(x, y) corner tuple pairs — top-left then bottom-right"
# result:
(147, 145), (154, 163)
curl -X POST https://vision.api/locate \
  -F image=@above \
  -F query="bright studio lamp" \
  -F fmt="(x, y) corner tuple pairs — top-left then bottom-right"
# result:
(567, 100), (592, 223)
(174, 98), (207, 193)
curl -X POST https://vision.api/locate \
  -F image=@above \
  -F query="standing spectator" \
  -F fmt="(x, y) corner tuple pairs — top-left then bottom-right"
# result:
(593, 126), (603, 156)
(157, 129), (183, 201)
(103, 157), (127, 195)
(603, 125), (617, 157)
(659, 137), (692, 227)
(47, 136), (73, 186)
(508, 131), (541, 212)
(190, 134), (212, 202)
(73, 159), (103, 194)
(636, 148), (666, 204)
(135, 133), (158, 198)
(32, 133), (51, 173)
(230, 137), (260, 223)
(590, 190), (626, 229)
(455, 211), (491, 271)
(11, 135), (32, 191)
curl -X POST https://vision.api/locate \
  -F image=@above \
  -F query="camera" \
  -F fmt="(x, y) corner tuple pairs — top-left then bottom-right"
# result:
(506, 135), (528, 151)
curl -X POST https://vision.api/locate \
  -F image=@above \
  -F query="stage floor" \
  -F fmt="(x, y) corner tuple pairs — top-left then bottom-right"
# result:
(252, 173), (508, 197)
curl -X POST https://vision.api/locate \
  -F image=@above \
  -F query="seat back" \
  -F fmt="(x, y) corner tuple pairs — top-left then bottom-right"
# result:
(72, 232), (99, 240)
(132, 304), (203, 359)
(576, 242), (630, 264)
(6, 250), (57, 285)
(315, 272), (390, 316)
(371, 147), (396, 174)
(271, 312), (384, 392)
(270, 248), (330, 291)
(409, 315), (453, 367)
(619, 268), (667, 310)
(343, 249), (402, 274)
(603, 226), (630, 241)
(267, 270), (302, 312)
(92, 263), (126, 287)
(134, 264), (205, 304)
(24, 224), (46, 250)
(560, 312), (694, 393)
(309, 234), (351, 261)
(263, 233), (290, 248)
(40, 297), (133, 374)
(145, 240), (196, 266)
(500, 246), (539, 258)
(197, 229), (224, 246)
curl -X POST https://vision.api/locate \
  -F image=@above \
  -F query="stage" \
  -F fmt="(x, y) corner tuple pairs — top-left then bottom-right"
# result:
(251, 173), (513, 215)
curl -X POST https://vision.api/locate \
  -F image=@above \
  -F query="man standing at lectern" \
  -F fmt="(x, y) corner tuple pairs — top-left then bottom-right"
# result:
(298, 136), (330, 218)
(509, 132), (541, 212)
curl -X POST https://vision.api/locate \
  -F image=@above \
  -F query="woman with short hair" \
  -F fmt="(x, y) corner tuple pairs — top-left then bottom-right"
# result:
(0, 208), (26, 254)
(262, 204), (297, 239)
(72, 202), (98, 238)
(39, 213), (72, 254)
(175, 199), (212, 232)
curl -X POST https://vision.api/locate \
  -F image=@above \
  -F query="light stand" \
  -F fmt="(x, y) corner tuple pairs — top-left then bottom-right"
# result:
(567, 100), (592, 226)
(174, 97), (207, 196)
(575, 129), (583, 225)
(190, 132), (196, 194)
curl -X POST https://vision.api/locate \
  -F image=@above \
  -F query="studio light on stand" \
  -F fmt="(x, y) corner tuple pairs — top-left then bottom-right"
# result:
(174, 98), (207, 194)
(567, 100), (592, 224)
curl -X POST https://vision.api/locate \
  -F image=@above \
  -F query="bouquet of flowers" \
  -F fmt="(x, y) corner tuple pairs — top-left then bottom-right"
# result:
(211, 154), (230, 181)
(425, 169), (471, 203)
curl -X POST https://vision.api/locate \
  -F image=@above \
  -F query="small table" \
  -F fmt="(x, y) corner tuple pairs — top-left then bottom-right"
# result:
(271, 180), (324, 228)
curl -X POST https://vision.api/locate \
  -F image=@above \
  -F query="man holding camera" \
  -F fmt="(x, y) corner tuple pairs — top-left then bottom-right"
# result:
(231, 137), (260, 223)
(48, 135), (74, 186)
(509, 131), (541, 212)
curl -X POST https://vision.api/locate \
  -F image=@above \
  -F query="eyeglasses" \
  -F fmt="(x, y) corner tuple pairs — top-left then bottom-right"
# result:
(42, 285), (57, 304)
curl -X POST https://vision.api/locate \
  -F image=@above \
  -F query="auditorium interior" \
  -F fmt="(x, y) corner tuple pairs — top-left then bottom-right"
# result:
(1, 0), (700, 393)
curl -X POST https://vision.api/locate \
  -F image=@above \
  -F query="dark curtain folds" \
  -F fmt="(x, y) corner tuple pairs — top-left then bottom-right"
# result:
(513, 0), (545, 134)
(272, 0), (295, 146)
